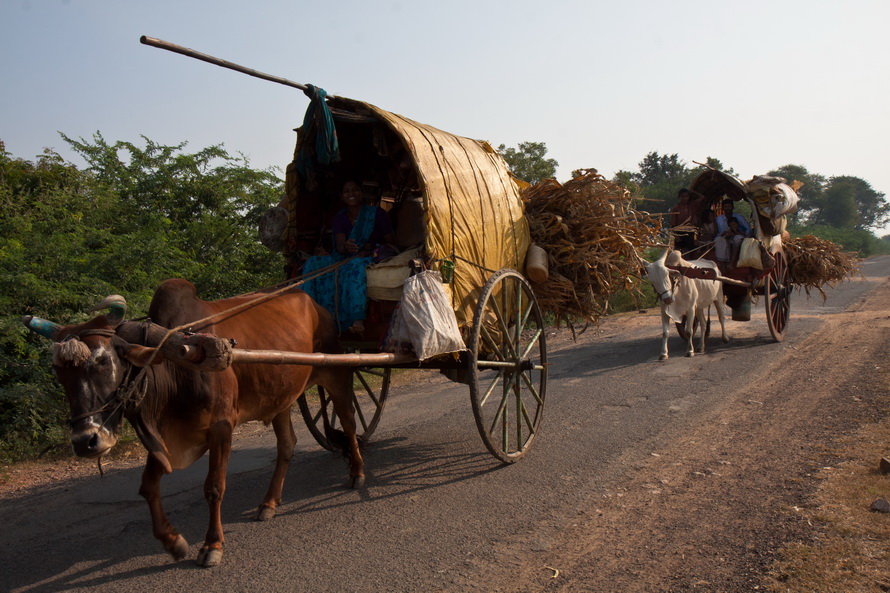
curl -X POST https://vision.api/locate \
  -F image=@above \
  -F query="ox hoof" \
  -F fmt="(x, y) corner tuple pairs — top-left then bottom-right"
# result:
(196, 546), (223, 568)
(685, 351), (694, 358)
(722, 336), (730, 344)
(255, 504), (276, 521)
(167, 534), (189, 561)
(658, 354), (668, 361)
(348, 475), (366, 489)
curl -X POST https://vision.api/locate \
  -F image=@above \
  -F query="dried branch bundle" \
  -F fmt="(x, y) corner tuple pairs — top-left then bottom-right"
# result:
(784, 235), (861, 300)
(522, 169), (662, 329)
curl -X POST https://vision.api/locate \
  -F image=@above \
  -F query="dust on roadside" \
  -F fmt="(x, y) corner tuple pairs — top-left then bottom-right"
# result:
(466, 279), (890, 593)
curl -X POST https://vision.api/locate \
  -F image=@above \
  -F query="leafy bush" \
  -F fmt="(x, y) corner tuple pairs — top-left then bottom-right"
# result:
(0, 136), (286, 463)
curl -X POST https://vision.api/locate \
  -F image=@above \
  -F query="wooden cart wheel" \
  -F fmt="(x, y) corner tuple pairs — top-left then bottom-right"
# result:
(297, 366), (391, 451)
(764, 250), (791, 342)
(468, 269), (547, 463)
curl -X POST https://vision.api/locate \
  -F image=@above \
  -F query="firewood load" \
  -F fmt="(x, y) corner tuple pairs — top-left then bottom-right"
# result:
(784, 235), (861, 299)
(521, 169), (662, 329)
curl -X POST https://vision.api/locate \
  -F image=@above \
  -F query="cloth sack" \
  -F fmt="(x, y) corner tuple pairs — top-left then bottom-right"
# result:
(737, 238), (776, 271)
(737, 238), (764, 269)
(394, 270), (465, 361)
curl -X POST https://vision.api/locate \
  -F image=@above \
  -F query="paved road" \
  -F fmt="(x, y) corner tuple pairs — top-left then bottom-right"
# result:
(2, 256), (887, 593)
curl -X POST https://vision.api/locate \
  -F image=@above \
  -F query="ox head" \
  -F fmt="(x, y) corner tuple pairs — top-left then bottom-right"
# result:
(643, 250), (681, 306)
(22, 295), (152, 459)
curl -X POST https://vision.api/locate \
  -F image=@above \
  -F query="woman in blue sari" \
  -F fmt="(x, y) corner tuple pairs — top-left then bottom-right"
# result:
(302, 181), (395, 335)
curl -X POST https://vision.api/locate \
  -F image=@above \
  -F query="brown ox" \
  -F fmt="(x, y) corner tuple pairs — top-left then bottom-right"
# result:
(22, 278), (362, 567)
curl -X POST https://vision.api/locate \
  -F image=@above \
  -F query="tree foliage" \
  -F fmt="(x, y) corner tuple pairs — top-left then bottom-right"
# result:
(826, 175), (889, 231)
(613, 153), (739, 215)
(497, 141), (558, 184)
(768, 164), (889, 231)
(0, 136), (285, 462)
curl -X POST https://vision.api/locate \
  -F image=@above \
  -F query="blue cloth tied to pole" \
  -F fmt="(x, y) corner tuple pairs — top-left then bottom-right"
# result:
(296, 85), (340, 177)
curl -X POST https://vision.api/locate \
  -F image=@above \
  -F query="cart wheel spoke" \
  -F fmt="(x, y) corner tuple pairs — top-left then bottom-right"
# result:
(487, 291), (519, 360)
(469, 269), (547, 463)
(298, 365), (391, 450)
(479, 325), (507, 361)
(479, 370), (504, 408)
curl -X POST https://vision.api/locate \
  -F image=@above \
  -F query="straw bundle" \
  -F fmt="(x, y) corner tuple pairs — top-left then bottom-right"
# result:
(784, 235), (861, 300)
(522, 169), (662, 328)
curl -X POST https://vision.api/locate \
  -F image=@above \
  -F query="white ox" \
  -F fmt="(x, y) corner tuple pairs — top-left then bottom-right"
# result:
(644, 250), (729, 360)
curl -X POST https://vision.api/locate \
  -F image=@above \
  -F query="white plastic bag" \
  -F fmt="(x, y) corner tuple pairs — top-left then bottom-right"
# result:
(397, 270), (465, 361)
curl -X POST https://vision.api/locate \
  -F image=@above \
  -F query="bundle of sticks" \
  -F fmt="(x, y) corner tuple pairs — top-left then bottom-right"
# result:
(522, 169), (662, 329)
(784, 235), (861, 300)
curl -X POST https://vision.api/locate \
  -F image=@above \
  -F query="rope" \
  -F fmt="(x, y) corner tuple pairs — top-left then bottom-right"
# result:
(682, 241), (716, 259)
(450, 254), (499, 275)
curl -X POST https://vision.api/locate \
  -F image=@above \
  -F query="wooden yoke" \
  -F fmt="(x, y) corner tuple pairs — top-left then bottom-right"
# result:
(116, 321), (233, 372)
(667, 264), (718, 281)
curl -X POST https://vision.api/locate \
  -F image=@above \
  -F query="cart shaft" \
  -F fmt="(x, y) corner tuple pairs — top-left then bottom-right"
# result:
(231, 349), (418, 367)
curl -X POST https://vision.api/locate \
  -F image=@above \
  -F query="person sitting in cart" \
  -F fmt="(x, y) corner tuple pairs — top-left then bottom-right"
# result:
(714, 198), (751, 270)
(302, 180), (396, 335)
(669, 188), (703, 254)
(696, 208), (719, 247)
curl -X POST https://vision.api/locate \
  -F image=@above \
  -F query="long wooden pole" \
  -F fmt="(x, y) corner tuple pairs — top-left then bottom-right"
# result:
(231, 349), (419, 367)
(140, 35), (311, 93)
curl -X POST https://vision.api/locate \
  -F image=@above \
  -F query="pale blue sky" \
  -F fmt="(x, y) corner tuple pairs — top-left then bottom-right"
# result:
(2, 0), (888, 232)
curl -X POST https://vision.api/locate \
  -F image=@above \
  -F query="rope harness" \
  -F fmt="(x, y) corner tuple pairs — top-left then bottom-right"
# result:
(653, 272), (679, 303)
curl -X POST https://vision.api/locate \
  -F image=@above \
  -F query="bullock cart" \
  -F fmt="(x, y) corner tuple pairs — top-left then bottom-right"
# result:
(140, 37), (548, 463)
(670, 168), (795, 342)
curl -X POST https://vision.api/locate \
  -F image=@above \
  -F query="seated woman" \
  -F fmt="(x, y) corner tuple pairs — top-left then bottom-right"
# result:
(696, 209), (718, 247)
(301, 180), (396, 335)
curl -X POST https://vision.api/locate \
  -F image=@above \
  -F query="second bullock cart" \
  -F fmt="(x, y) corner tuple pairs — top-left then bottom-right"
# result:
(670, 168), (796, 342)
(142, 37), (548, 463)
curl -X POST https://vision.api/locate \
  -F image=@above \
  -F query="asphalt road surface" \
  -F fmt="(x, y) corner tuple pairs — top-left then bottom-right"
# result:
(2, 256), (888, 593)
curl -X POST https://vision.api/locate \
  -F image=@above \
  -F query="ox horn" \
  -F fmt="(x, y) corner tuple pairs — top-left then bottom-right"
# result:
(21, 315), (61, 340)
(87, 294), (127, 327)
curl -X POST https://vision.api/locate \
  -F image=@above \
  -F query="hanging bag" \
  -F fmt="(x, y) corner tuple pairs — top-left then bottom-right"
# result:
(395, 270), (465, 361)
(737, 238), (764, 269)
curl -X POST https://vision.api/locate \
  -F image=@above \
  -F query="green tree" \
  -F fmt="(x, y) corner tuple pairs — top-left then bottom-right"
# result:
(614, 152), (698, 214)
(497, 141), (558, 184)
(61, 132), (285, 297)
(814, 181), (860, 229)
(632, 152), (688, 187)
(824, 175), (889, 231)
(0, 135), (286, 462)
